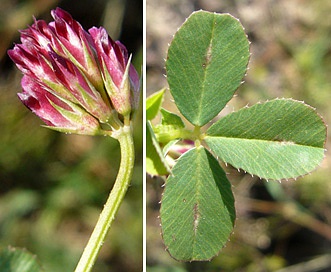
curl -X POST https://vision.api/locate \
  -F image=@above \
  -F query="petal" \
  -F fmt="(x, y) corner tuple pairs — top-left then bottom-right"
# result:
(89, 27), (124, 87)
(51, 7), (102, 87)
(20, 76), (100, 135)
(8, 44), (55, 81)
(19, 76), (70, 127)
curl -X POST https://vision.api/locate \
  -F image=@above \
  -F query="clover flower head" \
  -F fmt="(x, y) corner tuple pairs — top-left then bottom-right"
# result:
(8, 7), (140, 135)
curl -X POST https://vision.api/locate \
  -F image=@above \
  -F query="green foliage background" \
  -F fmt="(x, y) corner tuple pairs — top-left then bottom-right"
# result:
(0, 0), (142, 271)
(147, 0), (331, 271)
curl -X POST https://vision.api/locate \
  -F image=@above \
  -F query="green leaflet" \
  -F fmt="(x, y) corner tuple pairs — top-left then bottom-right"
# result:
(161, 146), (235, 261)
(0, 247), (43, 272)
(205, 99), (326, 180)
(166, 11), (250, 126)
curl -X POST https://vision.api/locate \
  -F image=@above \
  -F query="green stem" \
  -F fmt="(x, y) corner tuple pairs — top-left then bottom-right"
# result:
(74, 125), (135, 272)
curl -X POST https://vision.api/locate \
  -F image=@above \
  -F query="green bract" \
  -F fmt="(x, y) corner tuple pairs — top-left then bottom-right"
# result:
(146, 89), (170, 176)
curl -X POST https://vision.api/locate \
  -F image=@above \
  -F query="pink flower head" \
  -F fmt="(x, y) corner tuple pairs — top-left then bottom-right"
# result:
(89, 27), (140, 117)
(8, 8), (140, 135)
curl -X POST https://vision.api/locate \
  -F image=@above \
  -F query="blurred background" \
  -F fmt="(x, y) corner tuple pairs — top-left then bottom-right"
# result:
(0, 0), (142, 271)
(147, 0), (331, 271)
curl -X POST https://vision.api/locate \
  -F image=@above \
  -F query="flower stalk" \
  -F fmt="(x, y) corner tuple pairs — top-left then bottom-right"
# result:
(75, 125), (135, 272)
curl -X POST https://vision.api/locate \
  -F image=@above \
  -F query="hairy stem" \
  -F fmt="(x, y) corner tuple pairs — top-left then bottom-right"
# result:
(75, 125), (135, 272)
